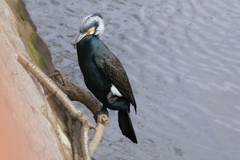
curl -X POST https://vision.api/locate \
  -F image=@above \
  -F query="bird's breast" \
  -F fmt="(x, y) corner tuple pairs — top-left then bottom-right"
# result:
(76, 36), (111, 102)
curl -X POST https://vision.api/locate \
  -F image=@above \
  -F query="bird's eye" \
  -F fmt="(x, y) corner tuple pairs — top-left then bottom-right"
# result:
(86, 27), (95, 35)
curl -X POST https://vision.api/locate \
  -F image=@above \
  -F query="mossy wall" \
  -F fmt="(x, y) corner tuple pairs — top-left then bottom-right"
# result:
(0, 0), (73, 159)
(7, 0), (54, 75)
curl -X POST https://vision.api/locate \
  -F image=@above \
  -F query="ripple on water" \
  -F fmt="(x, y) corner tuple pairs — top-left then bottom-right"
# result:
(23, 0), (240, 159)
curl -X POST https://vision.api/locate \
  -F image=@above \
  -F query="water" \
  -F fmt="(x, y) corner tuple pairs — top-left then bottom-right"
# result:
(23, 0), (240, 159)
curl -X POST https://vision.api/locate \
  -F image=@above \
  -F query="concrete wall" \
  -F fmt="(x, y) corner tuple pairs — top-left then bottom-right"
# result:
(0, 0), (72, 159)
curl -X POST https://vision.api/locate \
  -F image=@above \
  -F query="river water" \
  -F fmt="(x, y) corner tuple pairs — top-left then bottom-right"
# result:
(23, 0), (240, 159)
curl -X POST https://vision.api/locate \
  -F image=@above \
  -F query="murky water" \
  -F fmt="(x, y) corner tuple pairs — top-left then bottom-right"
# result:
(23, 0), (240, 159)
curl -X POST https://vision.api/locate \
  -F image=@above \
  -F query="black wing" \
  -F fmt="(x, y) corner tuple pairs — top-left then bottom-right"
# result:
(94, 41), (137, 112)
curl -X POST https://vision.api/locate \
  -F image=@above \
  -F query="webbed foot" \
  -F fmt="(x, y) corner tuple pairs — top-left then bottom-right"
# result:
(93, 107), (109, 123)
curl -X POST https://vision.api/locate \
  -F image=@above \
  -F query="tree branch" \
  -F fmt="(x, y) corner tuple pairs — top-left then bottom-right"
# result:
(89, 114), (108, 156)
(17, 53), (108, 160)
(49, 69), (102, 115)
(80, 122), (91, 160)
(70, 119), (79, 160)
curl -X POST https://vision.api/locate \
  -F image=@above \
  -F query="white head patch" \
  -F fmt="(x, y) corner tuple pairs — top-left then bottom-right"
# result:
(80, 14), (105, 36)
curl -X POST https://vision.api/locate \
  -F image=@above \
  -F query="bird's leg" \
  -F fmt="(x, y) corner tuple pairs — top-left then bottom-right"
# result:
(93, 107), (109, 123)
(93, 92), (119, 122)
(106, 92), (118, 104)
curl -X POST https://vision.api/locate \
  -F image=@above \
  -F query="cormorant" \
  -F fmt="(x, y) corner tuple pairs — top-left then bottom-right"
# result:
(75, 13), (137, 143)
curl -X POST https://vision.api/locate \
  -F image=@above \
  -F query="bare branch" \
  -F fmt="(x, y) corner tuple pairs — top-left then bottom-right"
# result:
(17, 53), (108, 159)
(17, 53), (91, 159)
(80, 122), (91, 160)
(17, 53), (87, 121)
(89, 114), (108, 156)
(50, 68), (109, 156)
(71, 119), (79, 160)
(50, 69), (102, 115)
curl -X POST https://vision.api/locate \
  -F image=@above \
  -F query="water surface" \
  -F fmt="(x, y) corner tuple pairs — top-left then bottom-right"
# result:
(23, 0), (240, 159)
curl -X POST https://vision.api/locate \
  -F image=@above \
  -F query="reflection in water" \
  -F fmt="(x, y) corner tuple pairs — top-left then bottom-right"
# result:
(23, 0), (240, 159)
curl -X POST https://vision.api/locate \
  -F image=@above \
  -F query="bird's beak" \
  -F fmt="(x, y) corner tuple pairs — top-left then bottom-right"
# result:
(75, 33), (86, 44)
(74, 27), (95, 46)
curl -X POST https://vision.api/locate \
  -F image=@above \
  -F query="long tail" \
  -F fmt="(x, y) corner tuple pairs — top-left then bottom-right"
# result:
(118, 111), (137, 143)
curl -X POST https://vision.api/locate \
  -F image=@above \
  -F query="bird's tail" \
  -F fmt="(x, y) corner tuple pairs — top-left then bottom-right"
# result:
(118, 111), (137, 143)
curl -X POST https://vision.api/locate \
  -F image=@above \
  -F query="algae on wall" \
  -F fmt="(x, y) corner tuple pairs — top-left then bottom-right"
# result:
(7, 0), (54, 75)
(0, 0), (72, 159)
(3, 0), (74, 159)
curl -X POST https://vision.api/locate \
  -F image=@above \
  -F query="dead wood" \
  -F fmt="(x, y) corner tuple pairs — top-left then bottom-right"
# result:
(17, 53), (108, 160)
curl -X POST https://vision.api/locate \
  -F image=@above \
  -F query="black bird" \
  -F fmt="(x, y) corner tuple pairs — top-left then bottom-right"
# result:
(75, 13), (137, 143)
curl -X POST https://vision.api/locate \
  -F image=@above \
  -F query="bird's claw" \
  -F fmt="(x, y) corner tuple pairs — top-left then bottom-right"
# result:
(93, 107), (109, 123)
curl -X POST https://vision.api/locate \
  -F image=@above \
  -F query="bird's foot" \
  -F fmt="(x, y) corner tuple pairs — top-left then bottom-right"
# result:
(106, 92), (118, 104)
(93, 107), (109, 123)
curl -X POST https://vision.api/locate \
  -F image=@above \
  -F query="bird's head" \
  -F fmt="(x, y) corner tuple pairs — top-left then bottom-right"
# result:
(75, 13), (104, 44)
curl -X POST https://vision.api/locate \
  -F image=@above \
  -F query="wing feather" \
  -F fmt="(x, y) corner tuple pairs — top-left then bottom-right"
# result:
(94, 42), (137, 111)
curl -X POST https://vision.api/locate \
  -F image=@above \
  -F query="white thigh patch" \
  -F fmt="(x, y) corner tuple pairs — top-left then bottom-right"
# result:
(110, 84), (122, 97)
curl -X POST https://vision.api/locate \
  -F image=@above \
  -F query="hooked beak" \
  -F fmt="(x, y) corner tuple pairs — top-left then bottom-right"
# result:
(75, 33), (86, 44)
(74, 27), (95, 47)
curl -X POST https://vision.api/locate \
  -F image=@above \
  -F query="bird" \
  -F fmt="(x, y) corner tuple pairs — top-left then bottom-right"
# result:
(75, 13), (137, 143)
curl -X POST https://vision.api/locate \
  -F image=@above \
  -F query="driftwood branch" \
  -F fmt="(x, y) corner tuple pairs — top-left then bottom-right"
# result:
(49, 69), (109, 156)
(49, 68), (102, 115)
(80, 122), (91, 159)
(89, 114), (108, 156)
(70, 119), (79, 160)
(17, 53), (108, 160)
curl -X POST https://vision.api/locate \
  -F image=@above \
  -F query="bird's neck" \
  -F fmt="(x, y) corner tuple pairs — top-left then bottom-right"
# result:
(77, 35), (99, 57)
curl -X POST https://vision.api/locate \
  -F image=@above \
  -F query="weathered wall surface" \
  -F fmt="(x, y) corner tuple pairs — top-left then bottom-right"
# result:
(0, 0), (72, 159)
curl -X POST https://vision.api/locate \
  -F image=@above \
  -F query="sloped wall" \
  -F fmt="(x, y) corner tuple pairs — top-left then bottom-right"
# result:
(0, 0), (72, 159)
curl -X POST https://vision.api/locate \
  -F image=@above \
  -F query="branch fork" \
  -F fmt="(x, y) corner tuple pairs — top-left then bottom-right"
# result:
(17, 53), (108, 160)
